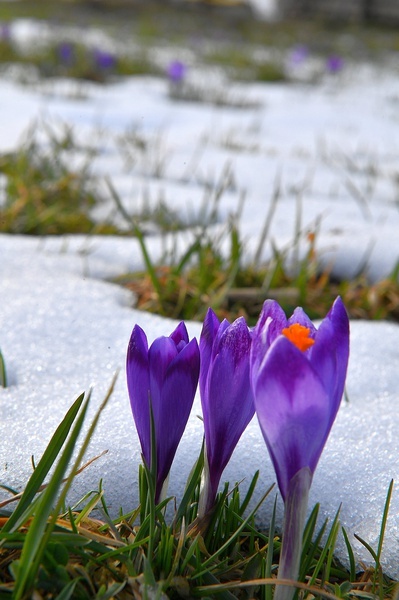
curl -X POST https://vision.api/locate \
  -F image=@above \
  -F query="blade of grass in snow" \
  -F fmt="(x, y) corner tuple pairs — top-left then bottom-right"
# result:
(174, 441), (204, 525)
(13, 373), (117, 599)
(12, 392), (91, 599)
(253, 171), (281, 267)
(341, 526), (356, 582)
(1, 392), (86, 533)
(106, 176), (164, 304)
(265, 496), (278, 600)
(355, 479), (394, 599)
(0, 347), (7, 388)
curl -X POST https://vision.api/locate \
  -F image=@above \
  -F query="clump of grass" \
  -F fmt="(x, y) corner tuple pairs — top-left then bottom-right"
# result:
(0, 28), (158, 83)
(0, 121), (119, 235)
(112, 181), (399, 325)
(204, 46), (286, 83)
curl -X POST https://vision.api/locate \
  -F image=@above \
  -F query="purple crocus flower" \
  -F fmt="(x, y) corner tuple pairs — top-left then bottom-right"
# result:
(250, 296), (349, 599)
(198, 308), (255, 515)
(126, 322), (200, 502)
(251, 296), (349, 500)
(289, 44), (309, 66)
(326, 54), (344, 73)
(0, 23), (11, 42)
(93, 48), (117, 70)
(167, 60), (187, 84)
(58, 42), (75, 66)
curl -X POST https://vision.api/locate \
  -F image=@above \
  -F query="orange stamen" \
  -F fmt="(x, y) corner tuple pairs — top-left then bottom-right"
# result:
(282, 323), (315, 352)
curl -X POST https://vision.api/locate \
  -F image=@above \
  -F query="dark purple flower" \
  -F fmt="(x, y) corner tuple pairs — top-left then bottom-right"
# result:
(250, 297), (349, 501)
(199, 309), (255, 514)
(127, 322), (200, 502)
(58, 42), (75, 66)
(326, 54), (344, 73)
(167, 60), (187, 84)
(93, 48), (117, 70)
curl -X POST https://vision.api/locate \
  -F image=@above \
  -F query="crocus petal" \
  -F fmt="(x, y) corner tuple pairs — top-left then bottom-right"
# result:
(250, 299), (287, 390)
(156, 338), (200, 494)
(254, 336), (330, 500)
(203, 317), (254, 496)
(310, 296), (349, 419)
(199, 308), (221, 401)
(148, 336), (178, 422)
(170, 321), (189, 348)
(126, 325), (151, 465)
(287, 307), (317, 337)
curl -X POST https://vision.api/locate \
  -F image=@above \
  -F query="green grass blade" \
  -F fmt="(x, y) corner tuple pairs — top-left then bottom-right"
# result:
(12, 394), (91, 599)
(265, 496), (277, 600)
(310, 508), (340, 586)
(14, 373), (117, 599)
(174, 237), (202, 276)
(106, 177), (163, 303)
(376, 479), (393, 564)
(0, 347), (7, 388)
(253, 171), (280, 267)
(54, 579), (81, 600)
(238, 470), (260, 516)
(200, 484), (274, 572)
(353, 534), (378, 562)
(2, 392), (86, 533)
(174, 441), (204, 524)
(341, 527), (356, 582)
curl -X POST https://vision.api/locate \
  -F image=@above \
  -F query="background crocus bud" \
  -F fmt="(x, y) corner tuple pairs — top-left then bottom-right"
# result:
(126, 321), (200, 503)
(198, 308), (255, 516)
(250, 296), (349, 501)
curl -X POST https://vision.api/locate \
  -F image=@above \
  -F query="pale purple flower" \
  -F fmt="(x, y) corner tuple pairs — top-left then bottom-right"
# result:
(289, 44), (309, 66)
(250, 296), (349, 501)
(0, 23), (11, 41)
(167, 60), (187, 84)
(126, 322), (200, 502)
(199, 308), (255, 514)
(326, 54), (344, 73)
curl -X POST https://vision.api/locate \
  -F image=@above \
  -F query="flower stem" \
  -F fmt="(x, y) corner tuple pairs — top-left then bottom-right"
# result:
(275, 467), (312, 600)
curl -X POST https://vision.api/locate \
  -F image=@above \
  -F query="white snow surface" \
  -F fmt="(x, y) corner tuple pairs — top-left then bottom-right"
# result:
(1, 19), (399, 578)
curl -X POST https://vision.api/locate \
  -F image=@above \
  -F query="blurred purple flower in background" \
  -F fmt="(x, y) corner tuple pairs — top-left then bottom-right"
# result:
(198, 308), (255, 515)
(326, 54), (344, 73)
(0, 23), (11, 42)
(57, 42), (75, 66)
(289, 44), (309, 66)
(167, 59), (187, 84)
(126, 322), (200, 503)
(93, 48), (117, 70)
